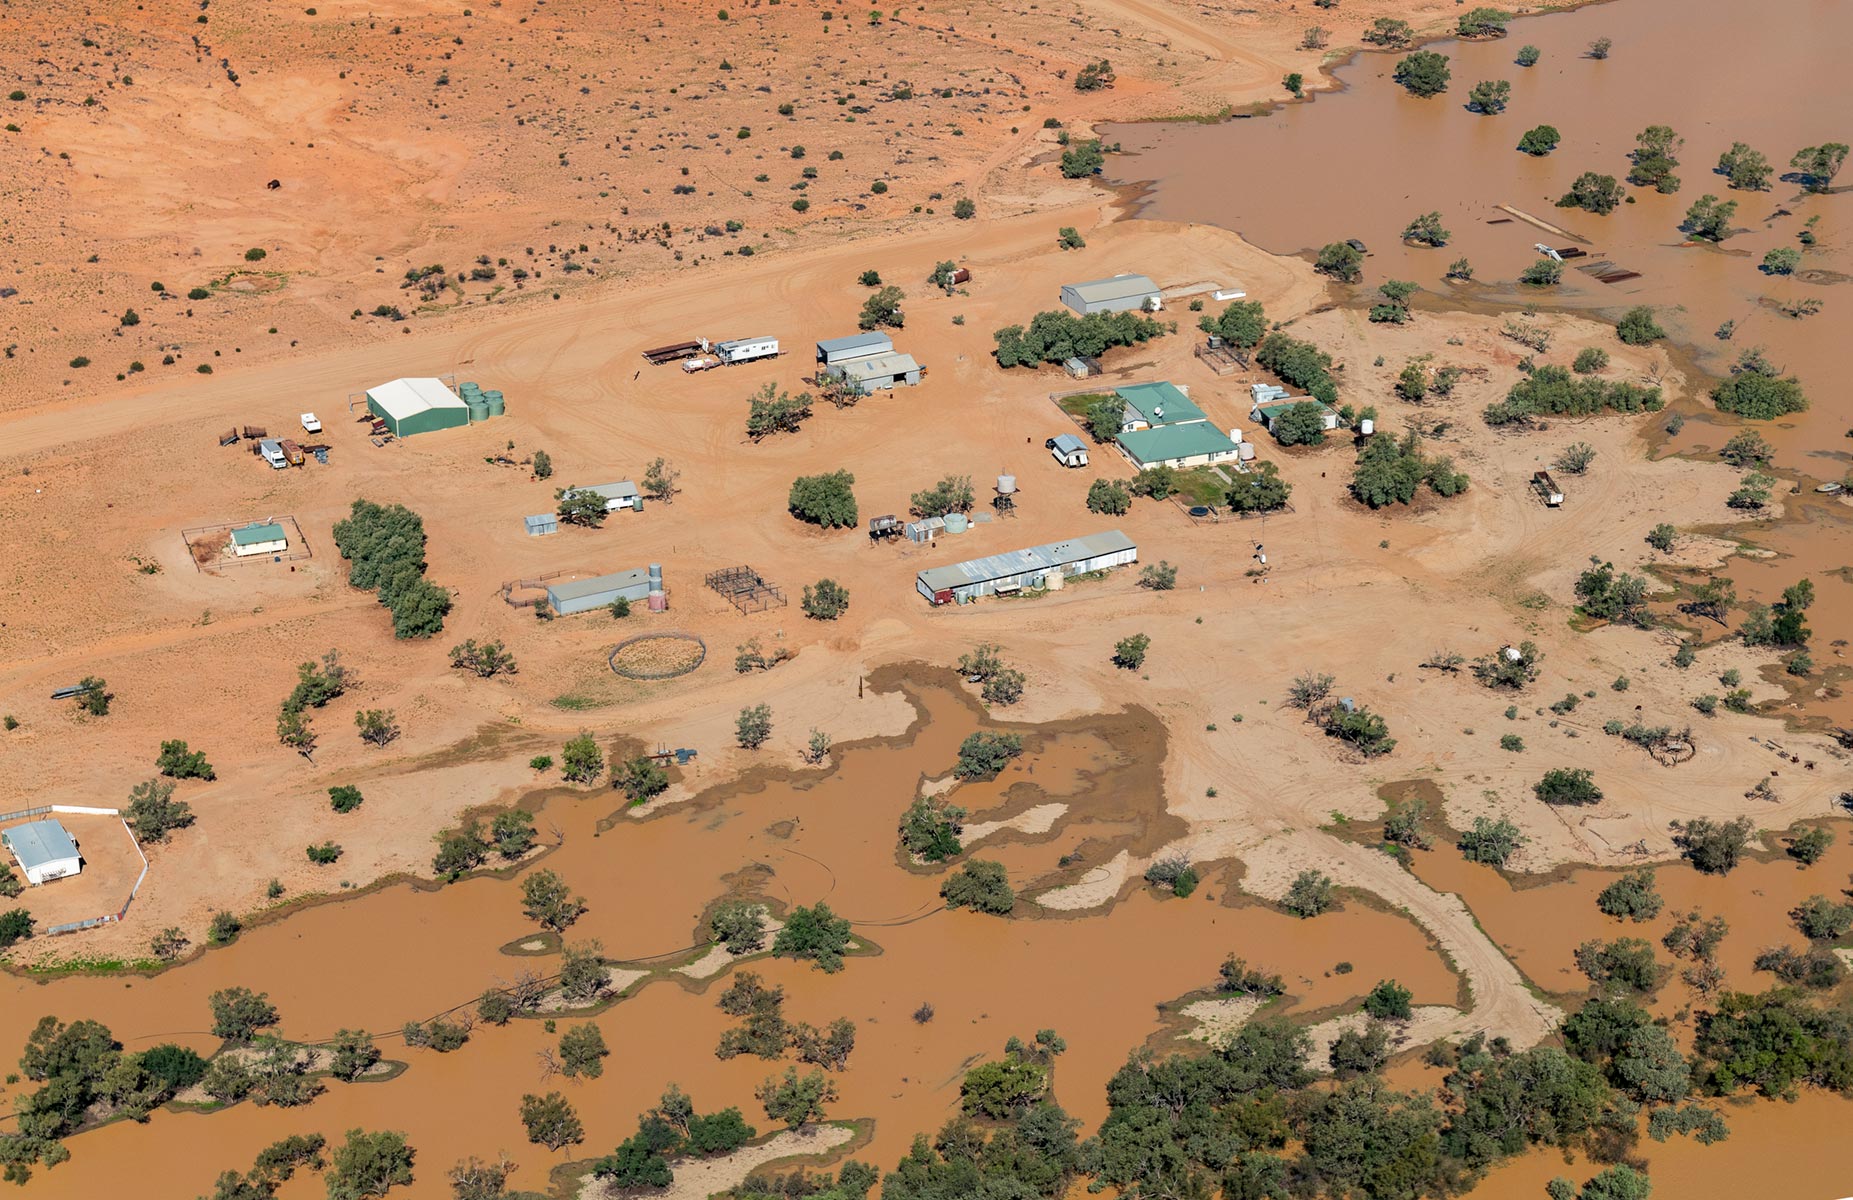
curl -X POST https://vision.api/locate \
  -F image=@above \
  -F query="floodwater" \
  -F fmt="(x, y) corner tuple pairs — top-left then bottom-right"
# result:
(1104, 0), (1853, 717)
(7, 675), (1460, 1197)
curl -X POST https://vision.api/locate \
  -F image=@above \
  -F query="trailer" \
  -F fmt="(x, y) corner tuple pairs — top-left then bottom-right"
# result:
(1533, 470), (1564, 507)
(279, 439), (306, 467)
(643, 339), (709, 365)
(714, 336), (779, 365)
(868, 514), (902, 542)
(300, 412), (322, 434)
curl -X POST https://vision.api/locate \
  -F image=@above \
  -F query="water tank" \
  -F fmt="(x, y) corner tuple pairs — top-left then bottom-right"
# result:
(1237, 443), (1257, 462)
(944, 512), (970, 534)
(485, 390), (506, 417)
(1360, 418), (1375, 436)
(648, 563), (663, 588)
(459, 381), (482, 397)
(996, 474), (1017, 495)
(466, 397), (490, 423)
(1228, 427), (1243, 445)
(1044, 569), (1065, 591)
(647, 590), (667, 613)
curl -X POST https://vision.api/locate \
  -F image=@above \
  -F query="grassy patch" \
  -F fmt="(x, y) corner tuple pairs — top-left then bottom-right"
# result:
(550, 693), (607, 711)
(1057, 392), (1114, 417)
(1171, 467), (1229, 508)
(25, 956), (162, 976)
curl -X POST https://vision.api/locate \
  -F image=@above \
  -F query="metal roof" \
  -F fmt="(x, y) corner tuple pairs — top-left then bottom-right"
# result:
(715, 336), (777, 352)
(367, 377), (466, 421)
(1063, 274), (1159, 303)
(1116, 381), (1204, 427)
(547, 568), (650, 602)
(1117, 423), (1239, 465)
(524, 514), (557, 531)
(1051, 433), (1088, 455)
(836, 352), (919, 381)
(3, 820), (78, 869)
(917, 530), (1136, 593)
(816, 332), (893, 357)
(230, 521), (287, 546)
(579, 480), (639, 500)
(1253, 398), (1335, 420)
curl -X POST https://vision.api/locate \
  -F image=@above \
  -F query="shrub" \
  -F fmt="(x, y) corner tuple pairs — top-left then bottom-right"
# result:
(1459, 817), (1525, 865)
(1596, 869), (1663, 922)
(954, 731), (1024, 779)
(1282, 870), (1334, 917)
(1535, 768), (1602, 806)
(1363, 979), (1413, 1020)
(329, 785), (364, 813)
(941, 860), (1014, 914)
(788, 470), (858, 527)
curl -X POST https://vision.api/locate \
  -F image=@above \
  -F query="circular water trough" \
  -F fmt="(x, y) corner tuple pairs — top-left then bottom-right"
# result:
(608, 630), (707, 680)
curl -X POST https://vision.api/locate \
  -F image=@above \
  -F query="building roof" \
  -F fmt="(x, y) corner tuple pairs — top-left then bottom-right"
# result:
(716, 336), (777, 351)
(524, 514), (557, 531)
(577, 480), (639, 501)
(816, 332), (893, 358)
(3, 820), (78, 869)
(1051, 433), (1088, 455)
(367, 377), (466, 421)
(1117, 423), (1239, 466)
(837, 352), (919, 381)
(1253, 397), (1335, 421)
(1063, 274), (1159, 304)
(917, 530), (1136, 593)
(1116, 381), (1204, 427)
(547, 568), (650, 603)
(230, 521), (287, 546)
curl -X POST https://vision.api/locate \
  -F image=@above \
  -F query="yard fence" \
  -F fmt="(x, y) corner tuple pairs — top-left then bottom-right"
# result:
(0, 804), (148, 936)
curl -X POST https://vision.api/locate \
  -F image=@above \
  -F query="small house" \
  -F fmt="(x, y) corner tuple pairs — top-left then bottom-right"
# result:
(3, 819), (81, 886)
(1117, 423), (1241, 471)
(1060, 274), (1161, 315)
(815, 332), (893, 365)
(230, 521), (288, 557)
(571, 481), (642, 513)
(1049, 434), (1090, 468)
(1251, 397), (1339, 437)
(546, 566), (656, 616)
(1115, 381), (1206, 432)
(828, 352), (921, 393)
(365, 377), (470, 438)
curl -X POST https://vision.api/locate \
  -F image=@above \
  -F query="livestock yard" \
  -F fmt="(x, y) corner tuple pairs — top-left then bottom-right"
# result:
(1, 1), (1851, 1199)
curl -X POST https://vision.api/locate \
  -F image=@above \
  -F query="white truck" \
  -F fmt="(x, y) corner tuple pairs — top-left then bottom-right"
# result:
(258, 439), (289, 469)
(713, 336), (779, 365)
(300, 412), (322, 433)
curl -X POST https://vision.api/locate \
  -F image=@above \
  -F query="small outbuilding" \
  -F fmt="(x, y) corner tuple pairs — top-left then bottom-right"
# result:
(829, 351), (921, 393)
(1049, 434), (1090, 468)
(230, 521), (288, 557)
(816, 332), (894, 365)
(366, 377), (470, 438)
(1251, 397), (1340, 436)
(524, 513), (559, 537)
(1060, 274), (1161, 315)
(916, 530), (1137, 604)
(569, 481), (642, 513)
(1117, 423), (1241, 471)
(3, 819), (81, 886)
(546, 567), (656, 616)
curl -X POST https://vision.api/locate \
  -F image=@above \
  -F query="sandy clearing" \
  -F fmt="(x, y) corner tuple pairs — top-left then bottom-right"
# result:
(1302, 1006), (1465, 1072)
(674, 916), (787, 982)
(1036, 849), (1132, 911)
(1176, 996), (1266, 1047)
(964, 803), (1069, 845)
(576, 1124), (856, 1200)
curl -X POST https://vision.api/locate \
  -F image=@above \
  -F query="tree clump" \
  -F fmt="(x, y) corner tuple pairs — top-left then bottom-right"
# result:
(1349, 429), (1468, 507)
(941, 860), (1015, 914)
(1393, 51), (1451, 97)
(1482, 365), (1661, 426)
(331, 500), (451, 638)
(993, 309), (1165, 368)
(787, 470), (857, 527)
(1711, 347), (1807, 419)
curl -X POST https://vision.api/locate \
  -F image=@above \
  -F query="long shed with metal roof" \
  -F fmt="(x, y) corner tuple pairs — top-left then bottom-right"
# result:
(916, 530), (1137, 604)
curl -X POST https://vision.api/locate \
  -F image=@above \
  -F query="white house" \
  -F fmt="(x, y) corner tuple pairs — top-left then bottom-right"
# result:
(230, 521), (288, 557)
(1048, 434), (1090, 468)
(569, 481), (642, 513)
(3, 819), (81, 886)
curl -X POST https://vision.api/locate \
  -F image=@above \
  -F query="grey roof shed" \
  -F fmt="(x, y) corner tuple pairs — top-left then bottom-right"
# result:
(916, 530), (1137, 601)
(1059, 274), (1160, 315)
(546, 568), (654, 615)
(3, 820), (79, 871)
(816, 332), (894, 364)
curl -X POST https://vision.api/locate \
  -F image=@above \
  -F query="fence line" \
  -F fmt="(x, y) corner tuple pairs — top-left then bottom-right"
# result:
(1, 806), (146, 937)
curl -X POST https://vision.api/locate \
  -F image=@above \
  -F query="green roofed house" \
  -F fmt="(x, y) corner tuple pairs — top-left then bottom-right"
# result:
(230, 521), (288, 557)
(366, 377), (469, 438)
(1118, 422), (1241, 471)
(1114, 381), (1205, 432)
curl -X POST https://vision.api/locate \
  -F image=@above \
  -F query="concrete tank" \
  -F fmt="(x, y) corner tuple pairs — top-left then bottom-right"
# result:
(1043, 569), (1065, 591)
(1359, 418), (1375, 436)
(943, 512), (970, 534)
(1237, 443), (1257, 462)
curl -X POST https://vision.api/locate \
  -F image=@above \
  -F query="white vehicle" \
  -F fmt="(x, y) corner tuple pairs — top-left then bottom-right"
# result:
(1533, 243), (1564, 262)
(300, 412), (322, 433)
(258, 439), (288, 469)
(681, 355), (720, 373)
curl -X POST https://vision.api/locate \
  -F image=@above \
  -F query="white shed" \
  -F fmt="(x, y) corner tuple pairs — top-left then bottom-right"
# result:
(3, 820), (81, 886)
(230, 521), (288, 557)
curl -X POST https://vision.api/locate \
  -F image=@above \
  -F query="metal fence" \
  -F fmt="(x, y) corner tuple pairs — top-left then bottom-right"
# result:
(180, 515), (312, 572)
(1, 805), (148, 936)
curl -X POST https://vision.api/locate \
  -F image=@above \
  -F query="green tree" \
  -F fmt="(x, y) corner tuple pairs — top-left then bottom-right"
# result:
(736, 703), (773, 749)
(1520, 258), (1563, 285)
(1087, 477), (1131, 515)
(1363, 979), (1414, 1020)
(1559, 172), (1625, 214)
(900, 795), (965, 861)
(773, 902), (853, 971)
(1456, 6), (1507, 36)
(329, 1029), (381, 1081)
(1227, 462), (1292, 513)
(1459, 816), (1525, 865)
(1060, 138), (1105, 178)
(331, 500), (450, 639)
(558, 1023), (608, 1078)
(1516, 44), (1541, 66)
(125, 777), (195, 843)
(745, 382), (814, 440)
(1717, 141), (1772, 189)
(787, 470), (858, 526)
(326, 1129), (415, 1199)
(1517, 124), (1560, 155)
(448, 638), (516, 678)
(1682, 193), (1737, 241)
(354, 708), (400, 748)
(954, 731), (1023, 779)
(1198, 299), (1268, 348)
(952, 198), (976, 220)
(1672, 816), (1755, 873)
(801, 577), (850, 620)
(155, 739), (215, 780)
(1711, 347), (1806, 417)
(1056, 225), (1086, 250)
(209, 986), (280, 1042)
(615, 756), (668, 803)
(1467, 79), (1511, 114)
(1393, 51), (1451, 97)
(1314, 242), (1363, 283)
(942, 860), (1015, 914)
(75, 676), (112, 716)
(1762, 246), (1801, 274)
(909, 473), (976, 517)
(1535, 767), (1602, 806)
(560, 731), (605, 784)
(1596, 869), (1663, 922)
(1362, 17), (1413, 47)
(710, 900), (768, 952)
(757, 1067), (837, 1128)
(531, 448), (553, 479)
(1113, 633), (1151, 670)
(858, 284), (905, 329)
(1324, 705), (1396, 755)
(520, 869), (586, 932)
(1283, 869), (1334, 917)
(1271, 401), (1329, 446)
(1789, 142), (1848, 192)
(554, 486), (608, 527)
(520, 1091), (584, 1150)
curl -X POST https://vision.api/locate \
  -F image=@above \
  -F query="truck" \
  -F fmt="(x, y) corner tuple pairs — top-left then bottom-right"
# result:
(714, 336), (779, 365)
(643, 339), (709, 365)
(257, 439), (288, 469)
(1533, 470), (1564, 507)
(681, 354), (721, 373)
(300, 412), (322, 434)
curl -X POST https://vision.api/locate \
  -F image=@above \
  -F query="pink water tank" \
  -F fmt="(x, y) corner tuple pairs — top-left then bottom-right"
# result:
(647, 590), (667, 613)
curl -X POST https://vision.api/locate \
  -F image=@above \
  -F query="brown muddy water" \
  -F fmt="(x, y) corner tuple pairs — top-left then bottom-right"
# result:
(1104, 0), (1853, 711)
(6, 676), (1459, 1197)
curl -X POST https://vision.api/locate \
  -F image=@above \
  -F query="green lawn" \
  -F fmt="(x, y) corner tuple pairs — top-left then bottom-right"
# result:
(1056, 392), (1115, 417)
(1170, 466), (1232, 509)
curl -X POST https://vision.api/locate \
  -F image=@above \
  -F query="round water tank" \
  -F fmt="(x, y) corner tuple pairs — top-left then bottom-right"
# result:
(467, 398), (490, 423)
(944, 513), (970, 534)
(1359, 418), (1375, 436)
(996, 474), (1017, 494)
(648, 590), (667, 613)
(1237, 443), (1257, 461)
(485, 391), (506, 417)
(1044, 569), (1065, 591)
(1228, 427), (1243, 445)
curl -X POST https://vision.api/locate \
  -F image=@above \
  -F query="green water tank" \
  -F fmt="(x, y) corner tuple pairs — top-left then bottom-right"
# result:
(485, 390), (505, 417)
(467, 397), (490, 422)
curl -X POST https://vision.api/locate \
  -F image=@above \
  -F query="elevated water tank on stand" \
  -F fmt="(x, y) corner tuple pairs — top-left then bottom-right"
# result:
(1359, 418), (1375, 436)
(994, 474), (1017, 517)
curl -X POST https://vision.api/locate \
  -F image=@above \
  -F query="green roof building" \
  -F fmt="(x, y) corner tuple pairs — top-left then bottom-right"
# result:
(1115, 381), (1205, 430)
(1117, 423), (1241, 471)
